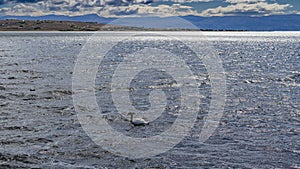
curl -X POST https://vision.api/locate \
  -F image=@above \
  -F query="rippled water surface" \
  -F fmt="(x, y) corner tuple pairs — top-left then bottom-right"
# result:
(0, 31), (299, 168)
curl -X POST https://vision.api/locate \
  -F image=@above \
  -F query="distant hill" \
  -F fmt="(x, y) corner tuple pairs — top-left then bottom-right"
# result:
(0, 14), (115, 24)
(181, 14), (300, 31)
(0, 19), (206, 31)
(0, 14), (299, 31)
(0, 19), (110, 31)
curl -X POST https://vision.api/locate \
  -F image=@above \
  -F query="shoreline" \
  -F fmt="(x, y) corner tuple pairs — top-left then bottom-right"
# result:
(0, 20), (299, 32)
(0, 19), (248, 32)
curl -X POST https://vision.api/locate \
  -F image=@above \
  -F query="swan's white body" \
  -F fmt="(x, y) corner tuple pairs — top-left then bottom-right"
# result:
(128, 113), (148, 126)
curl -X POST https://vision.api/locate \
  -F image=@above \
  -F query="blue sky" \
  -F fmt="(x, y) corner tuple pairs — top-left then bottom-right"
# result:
(0, 0), (299, 17)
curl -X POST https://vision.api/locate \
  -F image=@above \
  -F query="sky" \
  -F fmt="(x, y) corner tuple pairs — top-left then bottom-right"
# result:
(0, 0), (299, 17)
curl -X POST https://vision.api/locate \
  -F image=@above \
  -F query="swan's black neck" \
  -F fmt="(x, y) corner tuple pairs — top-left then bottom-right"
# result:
(130, 114), (133, 123)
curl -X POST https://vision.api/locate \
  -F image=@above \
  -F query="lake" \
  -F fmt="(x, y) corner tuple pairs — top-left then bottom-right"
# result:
(0, 31), (299, 168)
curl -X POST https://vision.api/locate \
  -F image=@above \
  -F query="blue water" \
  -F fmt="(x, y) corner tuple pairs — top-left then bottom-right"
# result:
(0, 31), (299, 168)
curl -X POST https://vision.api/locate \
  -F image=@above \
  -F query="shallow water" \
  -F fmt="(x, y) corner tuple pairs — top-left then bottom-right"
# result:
(0, 31), (299, 168)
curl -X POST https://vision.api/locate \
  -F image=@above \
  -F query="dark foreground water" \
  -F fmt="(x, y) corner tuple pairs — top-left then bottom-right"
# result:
(0, 32), (299, 168)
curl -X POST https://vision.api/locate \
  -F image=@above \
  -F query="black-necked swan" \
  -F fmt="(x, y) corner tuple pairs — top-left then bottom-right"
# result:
(128, 112), (148, 126)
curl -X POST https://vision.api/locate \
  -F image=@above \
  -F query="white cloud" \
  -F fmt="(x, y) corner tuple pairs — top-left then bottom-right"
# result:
(0, 1), (201, 17)
(99, 4), (199, 17)
(0, 0), (295, 17)
(161, 0), (213, 2)
(4, 3), (46, 16)
(201, 2), (291, 16)
(225, 0), (265, 3)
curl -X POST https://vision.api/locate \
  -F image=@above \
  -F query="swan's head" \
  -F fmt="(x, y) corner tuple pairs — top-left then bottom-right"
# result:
(127, 112), (135, 116)
(127, 112), (135, 122)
